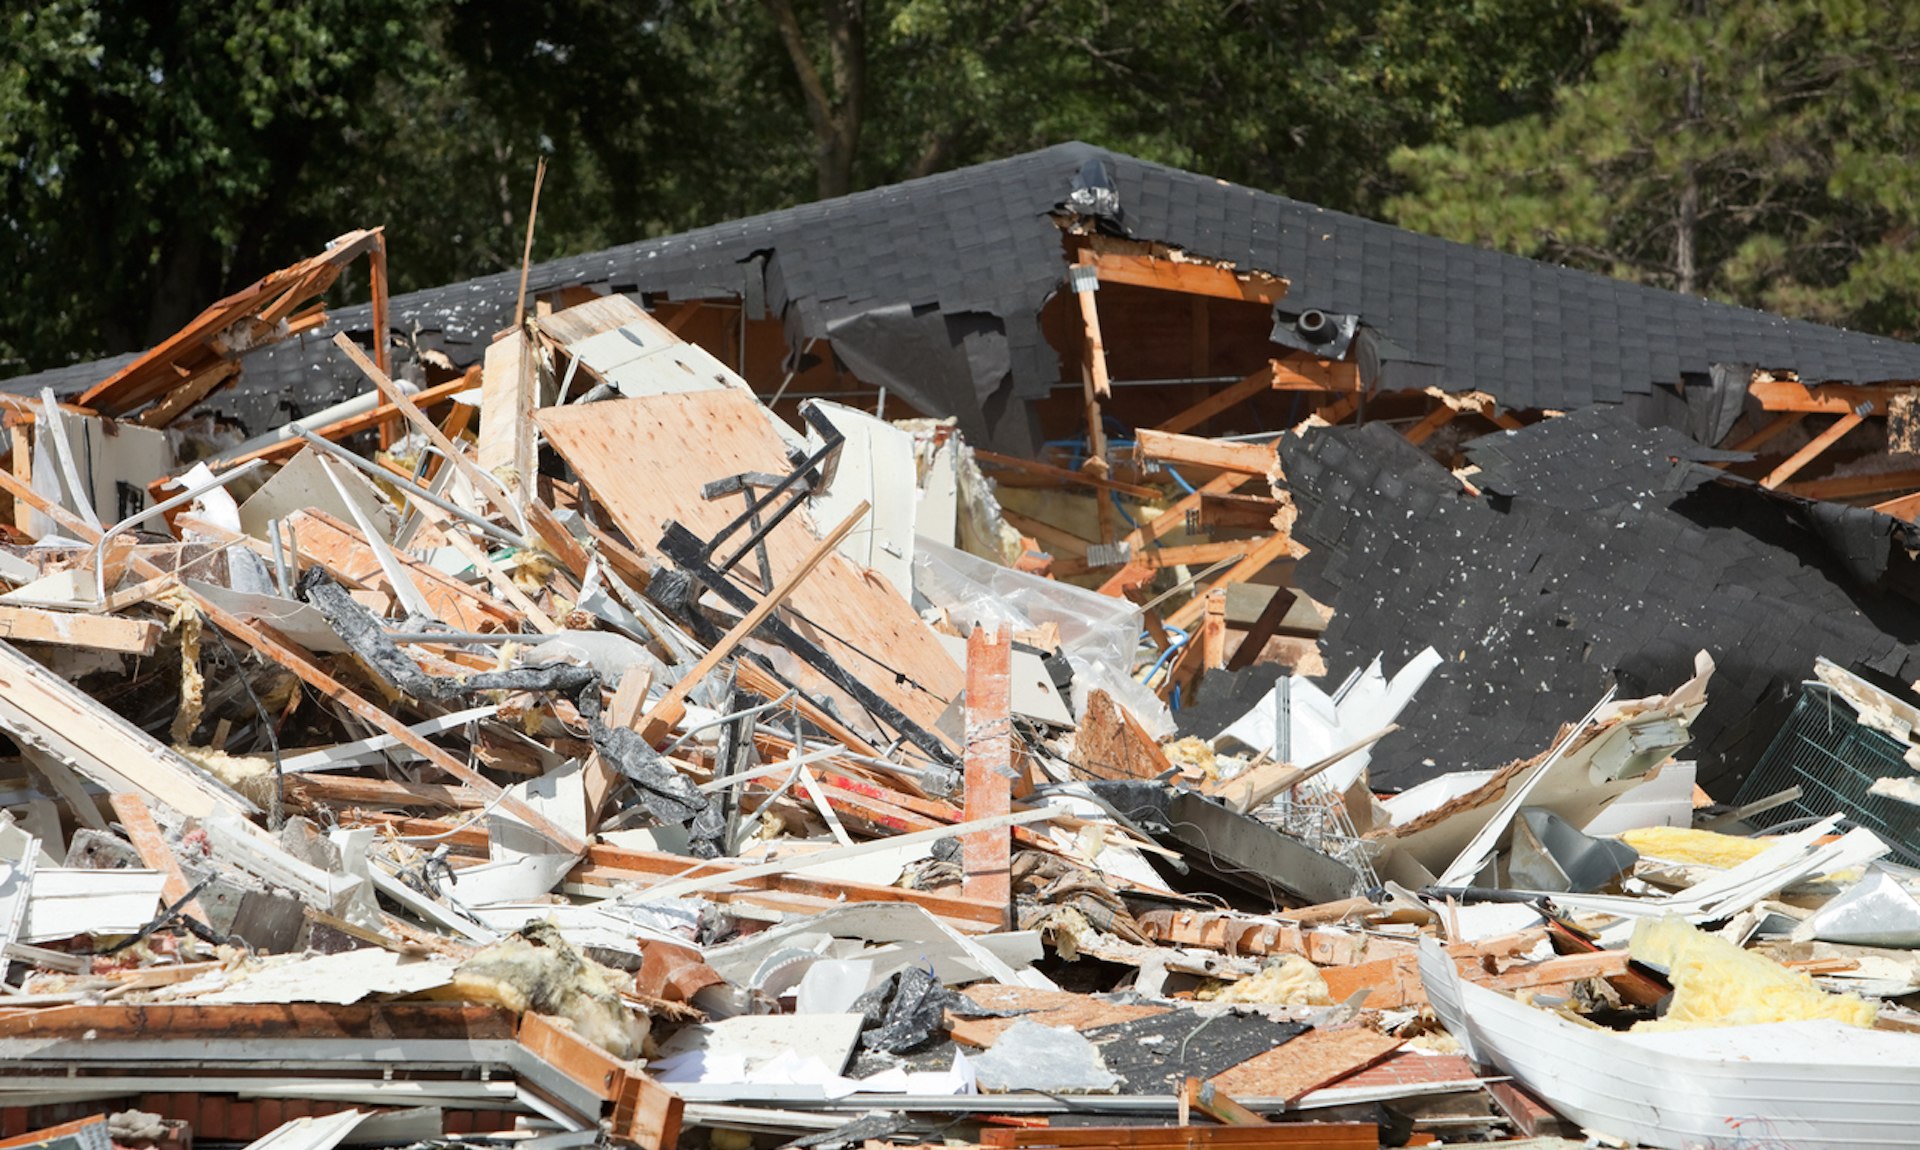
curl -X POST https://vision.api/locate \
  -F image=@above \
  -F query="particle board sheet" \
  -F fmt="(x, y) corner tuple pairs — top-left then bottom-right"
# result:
(1208, 1025), (1404, 1103)
(536, 392), (962, 734)
(951, 984), (1170, 1047)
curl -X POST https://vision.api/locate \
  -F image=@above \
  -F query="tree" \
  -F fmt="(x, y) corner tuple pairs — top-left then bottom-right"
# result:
(1388, 0), (1920, 338)
(0, 0), (447, 374)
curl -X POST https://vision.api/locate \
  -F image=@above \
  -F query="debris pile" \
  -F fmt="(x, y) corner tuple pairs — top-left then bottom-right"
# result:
(3, 146), (1920, 1150)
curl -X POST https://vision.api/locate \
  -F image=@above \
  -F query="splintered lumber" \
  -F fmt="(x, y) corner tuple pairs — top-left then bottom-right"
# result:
(517, 1012), (683, 1148)
(1165, 532), (1297, 630)
(1155, 364), (1279, 435)
(0, 604), (162, 655)
(281, 509), (517, 632)
(636, 500), (870, 745)
(0, 637), (258, 820)
(1403, 404), (1458, 446)
(1073, 688), (1174, 781)
(212, 373), (477, 472)
(974, 450), (1163, 500)
(332, 333), (522, 525)
(1209, 1027), (1404, 1103)
(1184, 1077), (1270, 1127)
(1135, 428), (1278, 475)
(962, 626), (1013, 916)
(187, 590), (587, 855)
(108, 793), (210, 925)
(1749, 379), (1915, 414)
(1761, 412), (1865, 488)
(980, 1126), (1375, 1149)
(81, 229), (385, 418)
(536, 390), (963, 735)
(1080, 246), (1289, 305)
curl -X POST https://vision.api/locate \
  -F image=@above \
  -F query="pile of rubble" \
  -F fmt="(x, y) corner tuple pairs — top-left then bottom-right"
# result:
(2, 205), (1920, 1150)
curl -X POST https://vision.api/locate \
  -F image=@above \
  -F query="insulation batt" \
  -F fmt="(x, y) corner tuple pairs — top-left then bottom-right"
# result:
(1630, 915), (1876, 1030)
(1620, 826), (1771, 869)
(450, 921), (649, 1057)
(1201, 954), (1333, 1006)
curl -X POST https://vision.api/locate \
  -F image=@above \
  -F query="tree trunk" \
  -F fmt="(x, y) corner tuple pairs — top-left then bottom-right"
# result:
(764, 0), (865, 199)
(1675, 0), (1706, 295)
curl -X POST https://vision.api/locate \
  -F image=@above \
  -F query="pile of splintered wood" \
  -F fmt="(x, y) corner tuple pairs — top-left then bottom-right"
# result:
(8, 231), (1920, 1150)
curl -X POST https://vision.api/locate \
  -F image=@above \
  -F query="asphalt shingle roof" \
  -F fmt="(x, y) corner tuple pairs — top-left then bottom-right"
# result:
(15, 142), (1920, 438)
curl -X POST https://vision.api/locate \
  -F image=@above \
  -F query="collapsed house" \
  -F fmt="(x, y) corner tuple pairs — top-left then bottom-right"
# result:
(0, 144), (1918, 1150)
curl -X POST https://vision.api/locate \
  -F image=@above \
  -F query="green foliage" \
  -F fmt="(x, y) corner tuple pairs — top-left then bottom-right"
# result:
(0, 0), (1613, 378)
(1390, 0), (1920, 337)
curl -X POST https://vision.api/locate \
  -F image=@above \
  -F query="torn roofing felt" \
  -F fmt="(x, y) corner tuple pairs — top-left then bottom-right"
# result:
(1279, 413), (1920, 794)
(15, 144), (1920, 448)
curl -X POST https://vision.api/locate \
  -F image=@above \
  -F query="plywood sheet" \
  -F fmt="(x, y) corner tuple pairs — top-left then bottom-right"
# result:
(1208, 1025), (1402, 1102)
(951, 984), (1169, 1047)
(537, 392), (961, 734)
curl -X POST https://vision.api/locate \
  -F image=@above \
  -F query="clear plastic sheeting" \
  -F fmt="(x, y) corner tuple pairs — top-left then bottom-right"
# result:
(968, 1020), (1120, 1094)
(912, 535), (1171, 736)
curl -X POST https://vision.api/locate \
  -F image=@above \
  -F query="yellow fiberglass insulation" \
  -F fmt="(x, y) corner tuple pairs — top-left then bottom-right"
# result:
(1618, 826), (1772, 869)
(1629, 915), (1875, 1030)
(450, 921), (650, 1057)
(1203, 954), (1332, 1006)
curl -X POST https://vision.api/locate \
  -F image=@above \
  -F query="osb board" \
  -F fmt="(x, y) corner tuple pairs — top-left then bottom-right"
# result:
(951, 984), (1169, 1047)
(1072, 688), (1173, 781)
(287, 510), (515, 633)
(1208, 1025), (1402, 1102)
(1324, 1050), (1476, 1091)
(537, 392), (961, 735)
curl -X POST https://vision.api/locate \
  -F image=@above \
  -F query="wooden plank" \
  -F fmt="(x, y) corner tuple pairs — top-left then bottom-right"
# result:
(1750, 380), (1913, 414)
(1402, 404), (1457, 447)
(285, 773), (488, 812)
(1155, 365), (1277, 435)
(136, 360), (238, 428)
(1226, 587), (1296, 672)
(974, 450), (1163, 500)
(108, 793), (209, 925)
(1083, 247), (1288, 305)
(536, 391), (962, 736)
(1075, 255), (1115, 400)
(1761, 412), (1864, 489)
(0, 605), (161, 655)
(1272, 359), (1362, 393)
(1127, 472), (1247, 551)
(1781, 467), (1920, 501)
(962, 626), (1013, 919)
(1209, 1027), (1403, 1104)
(1136, 429), (1277, 475)
(10, 420), (32, 535)
(636, 501), (869, 744)
(1733, 410), (1807, 452)
(1874, 489), (1920, 522)
(478, 330), (536, 511)
(1166, 533), (1296, 630)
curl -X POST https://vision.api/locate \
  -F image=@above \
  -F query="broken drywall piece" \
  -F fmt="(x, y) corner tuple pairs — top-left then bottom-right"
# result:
(1218, 647), (1441, 794)
(202, 949), (457, 1005)
(29, 408), (173, 538)
(936, 631), (1071, 725)
(238, 446), (396, 545)
(652, 1013), (865, 1101)
(807, 400), (918, 598)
